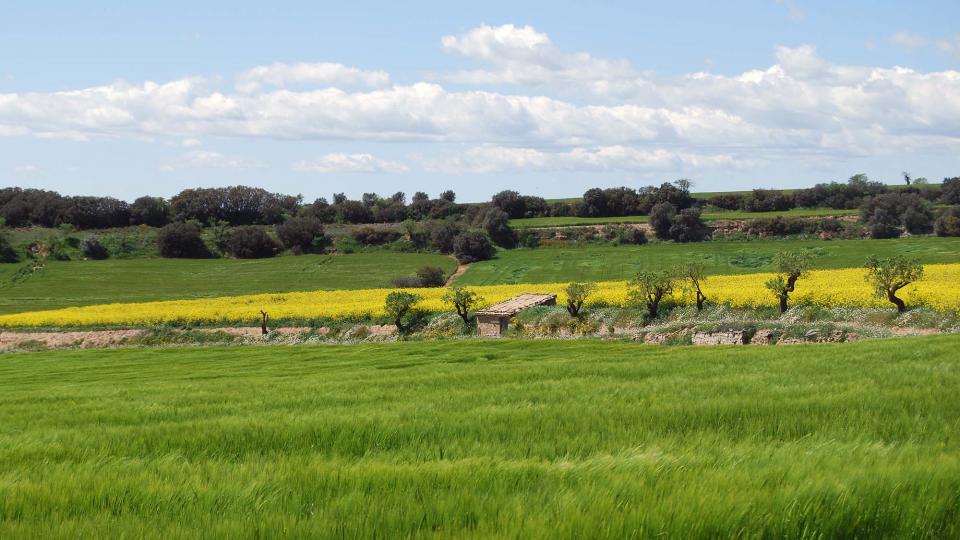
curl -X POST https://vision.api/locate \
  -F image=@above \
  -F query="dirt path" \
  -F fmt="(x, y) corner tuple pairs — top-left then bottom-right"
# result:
(445, 256), (469, 286)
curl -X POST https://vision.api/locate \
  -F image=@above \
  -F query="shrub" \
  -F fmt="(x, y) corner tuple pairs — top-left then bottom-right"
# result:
(81, 236), (109, 260)
(276, 217), (325, 253)
(416, 266), (447, 287)
(0, 229), (18, 263)
(935, 207), (960, 237)
(453, 232), (495, 264)
(351, 226), (402, 246)
(860, 193), (933, 238)
(481, 207), (518, 248)
(390, 276), (425, 288)
(157, 223), (211, 258)
(669, 208), (709, 242)
(941, 177), (960, 205)
(223, 226), (279, 259)
(517, 229), (541, 248)
(649, 202), (676, 240)
(602, 225), (647, 245)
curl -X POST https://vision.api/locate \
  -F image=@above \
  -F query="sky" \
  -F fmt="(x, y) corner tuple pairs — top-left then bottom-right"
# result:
(2, 0), (959, 203)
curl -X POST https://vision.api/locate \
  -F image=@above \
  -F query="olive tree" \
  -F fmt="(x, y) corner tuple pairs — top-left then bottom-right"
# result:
(628, 270), (676, 318)
(564, 282), (596, 318)
(864, 256), (924, 313)
(442, 286), (482, 327)
(679, 262), (708, 311)
(385, 291), (421, 333)
(764, 251), (813, 315)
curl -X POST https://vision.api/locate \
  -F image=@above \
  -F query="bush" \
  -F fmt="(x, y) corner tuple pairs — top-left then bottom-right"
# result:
(157, 223), (211, 258)
(517, 229), (541, 248)
(416, 266), (447, 287)
(649, 203), (676, 240)
(276, 217), (325, 253)
(224, 226), (279, 258)
(860, 193), (933, 238)
(0, 230), (18, 263)
(669, 208), (710, 242)
(351, 226), (402, 246)
(941, 177), (960, 205)
(935, 207), (960, 237)
(453, 232), (495, 263)
(81, 236), (109, 260)
(481, 207), (518, 248)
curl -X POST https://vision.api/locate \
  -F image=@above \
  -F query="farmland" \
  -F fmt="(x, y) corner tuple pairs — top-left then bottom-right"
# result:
(1, 337), (958, 538)
(457, 236), (960, 285)
(509, 207), (858, 229)
(0, 252), (457, 315)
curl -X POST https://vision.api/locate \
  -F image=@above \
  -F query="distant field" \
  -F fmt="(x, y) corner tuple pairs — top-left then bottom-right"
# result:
(457, 237), (960, 284)
(1, 337), (958, 537)
(509, 207), (857, 229)
(0, 253), (456, 315)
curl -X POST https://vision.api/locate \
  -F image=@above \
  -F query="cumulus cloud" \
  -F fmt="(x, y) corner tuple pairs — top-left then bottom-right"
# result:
(160, 150), (265, 171)
(424, 145), (751, 174)
(292, 153), (408, 174)
(236, 62), (390, 93)
(0, 26), (958, 168)
(440, 23), (637, 91)
(891, 31), (929, 48)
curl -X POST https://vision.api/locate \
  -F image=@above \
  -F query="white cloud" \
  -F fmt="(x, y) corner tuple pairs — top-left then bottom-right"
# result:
(160, 150), (265, 171)
(424, 145), (752, 174)
(0, 29), (958, 167)
(236, 62), (390, 93)
(292, 153), (408, 174)
(12, 164), (40, 174)
(440, 24), (636, 91)
(181, 138), (202, 147)
(891, 31), (928, 48)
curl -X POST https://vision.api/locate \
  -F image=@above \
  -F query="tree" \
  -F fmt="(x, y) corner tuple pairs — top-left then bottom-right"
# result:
(628, 270), (676, 318)
(935, 207), (960, 237)
(481, 207), (518, 248)
(680, 262), (707, 311)
(439, 190), (456, 203)
(443, 286), (482, 327)
(81, 236), (109, 260)
(564, 282), (596, 318)
(224, 226), (279, 259)
(649, 202), (676, 240)
(452, 232), (495, 263)
(902, 171), (912, 185)
(491, 190), (526, 219)
(415, 266), (446, 287)
(764, 251), (813, 315)
(276, 217), (325, 253)
(385, 291), (421, 333)
(864, 256), (924, 313)
(0, 228), (18, 263)
(129, 196), (171, 227)
(669, 208), (709, 242)
(941, 177), (960, 205)
(156, 222), (211, 258)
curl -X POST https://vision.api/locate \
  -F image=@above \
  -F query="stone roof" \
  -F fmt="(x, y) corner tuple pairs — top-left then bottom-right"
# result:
(476, 293), (557, 317)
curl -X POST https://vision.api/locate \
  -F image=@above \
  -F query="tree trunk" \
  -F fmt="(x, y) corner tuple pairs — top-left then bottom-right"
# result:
(696, 290), (705, 312)
(888, 290), (906, 313)
(778, 293), (788, 315)
(260, 311), (269, 335)
(647, 301), (658, 319)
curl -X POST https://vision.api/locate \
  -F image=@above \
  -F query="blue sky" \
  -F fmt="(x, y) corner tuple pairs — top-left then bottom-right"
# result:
(2, 0), (959, 202)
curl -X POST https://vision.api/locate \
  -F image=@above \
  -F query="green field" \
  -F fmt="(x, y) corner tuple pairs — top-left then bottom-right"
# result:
(509, 207), (857, 229)
(0, 253), (457, 315)
(1, 337), (958, 537)
(457, 237), (960, 284)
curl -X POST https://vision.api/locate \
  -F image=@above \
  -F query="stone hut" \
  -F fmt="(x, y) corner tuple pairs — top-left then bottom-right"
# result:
(476, 293), (557, 337)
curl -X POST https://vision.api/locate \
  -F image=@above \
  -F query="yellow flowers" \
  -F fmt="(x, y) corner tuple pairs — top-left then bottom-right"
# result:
(3, 264), (959, 328)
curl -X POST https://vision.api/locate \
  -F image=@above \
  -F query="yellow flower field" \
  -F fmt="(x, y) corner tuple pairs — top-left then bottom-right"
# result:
(3, 264), (959, 327)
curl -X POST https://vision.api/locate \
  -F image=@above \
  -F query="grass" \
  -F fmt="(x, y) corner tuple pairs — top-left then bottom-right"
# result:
(509, 207), (857, 229)
(0, 252), (457, 315)
(457, 236), (960, 284)
(1, 337), (958, 537)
